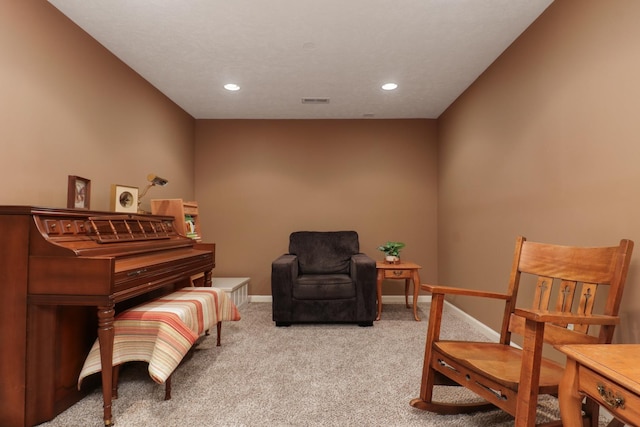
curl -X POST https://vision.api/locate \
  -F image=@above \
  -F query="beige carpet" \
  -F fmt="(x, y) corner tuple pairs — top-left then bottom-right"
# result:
(38, 302), (608, 427)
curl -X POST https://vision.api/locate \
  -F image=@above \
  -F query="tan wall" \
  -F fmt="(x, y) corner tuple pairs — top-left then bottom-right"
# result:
(438, 0), (640, 343)
(0, 2), (196, 212)
(195, 119), (439, 296)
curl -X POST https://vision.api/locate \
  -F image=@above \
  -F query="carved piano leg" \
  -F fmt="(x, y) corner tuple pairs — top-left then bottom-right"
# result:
(112, 364), (120, 399)
(97, 304), (115, 426)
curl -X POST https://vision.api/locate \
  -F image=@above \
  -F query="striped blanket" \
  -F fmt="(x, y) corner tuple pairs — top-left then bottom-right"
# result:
(78, 287), (241, 386)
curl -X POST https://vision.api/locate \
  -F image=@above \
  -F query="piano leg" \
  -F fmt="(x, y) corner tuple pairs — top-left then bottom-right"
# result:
(97, 304), (115, 426)
(112, 364), (120, 399)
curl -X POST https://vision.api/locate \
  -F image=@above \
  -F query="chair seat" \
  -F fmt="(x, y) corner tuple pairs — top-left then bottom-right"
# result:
(293, 274), (355, 300)
(435, 341), (565, 392)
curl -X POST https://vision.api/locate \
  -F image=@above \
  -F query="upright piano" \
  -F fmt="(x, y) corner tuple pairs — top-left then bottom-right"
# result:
(0, 206), (215, 427)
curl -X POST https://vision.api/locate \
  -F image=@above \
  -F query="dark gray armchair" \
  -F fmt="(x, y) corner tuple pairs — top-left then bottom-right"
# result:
(271, 231), (377, 326)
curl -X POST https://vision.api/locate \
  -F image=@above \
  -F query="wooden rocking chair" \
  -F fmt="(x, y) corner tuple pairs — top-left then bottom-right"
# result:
(410, 236), (633, 427)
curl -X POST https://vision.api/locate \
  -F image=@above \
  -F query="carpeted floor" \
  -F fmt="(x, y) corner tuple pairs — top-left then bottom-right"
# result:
(38, 302), (607, 426)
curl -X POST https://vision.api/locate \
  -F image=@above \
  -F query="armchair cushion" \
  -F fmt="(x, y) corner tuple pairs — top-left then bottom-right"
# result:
(293, 274), (355, 300)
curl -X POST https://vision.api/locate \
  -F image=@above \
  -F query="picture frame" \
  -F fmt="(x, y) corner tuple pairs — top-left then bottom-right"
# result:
(67, 175), (91, 209)
(110, 184), (139, 213)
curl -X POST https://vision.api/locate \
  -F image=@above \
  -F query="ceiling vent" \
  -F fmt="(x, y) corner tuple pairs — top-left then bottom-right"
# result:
(301, 97), (330, 104)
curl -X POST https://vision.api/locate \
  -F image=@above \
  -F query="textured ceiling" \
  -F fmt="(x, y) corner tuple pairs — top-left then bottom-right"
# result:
(48, 0), (553, 119)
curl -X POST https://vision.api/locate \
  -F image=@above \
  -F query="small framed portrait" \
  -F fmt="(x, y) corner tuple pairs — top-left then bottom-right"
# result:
(67, 175), (91, 209)
(110, 184), (139, 213)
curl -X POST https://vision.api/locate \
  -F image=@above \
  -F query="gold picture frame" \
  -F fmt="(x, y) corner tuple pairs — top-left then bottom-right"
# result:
(67, 175), (91, 209)
(110, 184), (139, 213)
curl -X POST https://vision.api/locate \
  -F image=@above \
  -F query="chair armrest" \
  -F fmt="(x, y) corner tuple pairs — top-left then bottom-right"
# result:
(351, 254), (376, 285)
(421, 283), (511, 300)
(271, 254), (298, 322)
(351, 253), (377, 321)
(514, 308), (620, 325)
(272, 254), (297, 267)
(271, 254), (298, 292)
(350, 253), (376, 287)
(351, 253), (376, 271)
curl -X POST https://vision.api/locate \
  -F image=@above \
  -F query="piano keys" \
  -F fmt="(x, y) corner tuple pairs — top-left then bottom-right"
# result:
(0, 206), (215, 427)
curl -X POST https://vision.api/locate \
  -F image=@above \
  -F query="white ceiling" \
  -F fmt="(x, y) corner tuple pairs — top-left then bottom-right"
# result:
(48, 0), (553, 120)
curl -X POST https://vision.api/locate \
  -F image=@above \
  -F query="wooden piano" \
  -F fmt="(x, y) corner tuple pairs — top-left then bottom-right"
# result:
(0, 206), (215, 427)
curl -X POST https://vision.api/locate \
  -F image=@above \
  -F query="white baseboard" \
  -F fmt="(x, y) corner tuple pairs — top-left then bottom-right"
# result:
(441, 299), (502, 342)
(248, 295), (272, 303)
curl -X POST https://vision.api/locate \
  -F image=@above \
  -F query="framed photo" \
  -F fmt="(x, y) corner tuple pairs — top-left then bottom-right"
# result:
(67, 175), (91, 209)
(110, 184), (139, 213)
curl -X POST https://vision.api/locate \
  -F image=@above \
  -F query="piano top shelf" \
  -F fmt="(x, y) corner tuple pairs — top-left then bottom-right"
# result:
(17, 206), (196, 258)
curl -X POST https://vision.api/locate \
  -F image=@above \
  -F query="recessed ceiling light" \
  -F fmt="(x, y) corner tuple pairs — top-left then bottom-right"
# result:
(224, 83), (240, 91)
(381, 83), (398, 91)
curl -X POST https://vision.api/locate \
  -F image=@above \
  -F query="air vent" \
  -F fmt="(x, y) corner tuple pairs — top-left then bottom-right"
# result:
(301, 98), (330, 104)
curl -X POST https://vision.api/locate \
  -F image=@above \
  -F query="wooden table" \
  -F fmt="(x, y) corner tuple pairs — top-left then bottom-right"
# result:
(375, 261), (422, 321)
(558, 344), (640, 427)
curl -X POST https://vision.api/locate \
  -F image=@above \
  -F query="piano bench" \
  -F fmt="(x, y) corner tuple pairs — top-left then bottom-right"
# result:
(79, 287), (241, 401)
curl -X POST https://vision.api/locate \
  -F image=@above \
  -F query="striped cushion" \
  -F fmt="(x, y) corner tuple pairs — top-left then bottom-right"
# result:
(78, 287), (241, 386)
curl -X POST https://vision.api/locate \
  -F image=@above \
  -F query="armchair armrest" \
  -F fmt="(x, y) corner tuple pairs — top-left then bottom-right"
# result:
(351, 253), (377, 322)
(351, 253), (376, 277)
(272, 254), (297, 270)
(272, 254), (298, 288)
(514, 308), (620, 325)
(421, 283), (511, 300)
(350, 253), (376, 284)
(271, 254), (298, 322)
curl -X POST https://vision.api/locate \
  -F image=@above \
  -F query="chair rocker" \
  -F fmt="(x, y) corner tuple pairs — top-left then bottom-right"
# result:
(410, 236), (633, 427)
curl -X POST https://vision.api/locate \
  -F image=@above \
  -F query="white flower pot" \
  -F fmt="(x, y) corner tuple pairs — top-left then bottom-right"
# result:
(385, 255), (400, 264)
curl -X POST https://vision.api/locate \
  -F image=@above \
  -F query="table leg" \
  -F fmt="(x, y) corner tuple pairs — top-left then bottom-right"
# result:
(404, 279), (410, 308)
(411, 270), (421, 321)
(559, 357), (583, 427)
(375, 268), (384, 321)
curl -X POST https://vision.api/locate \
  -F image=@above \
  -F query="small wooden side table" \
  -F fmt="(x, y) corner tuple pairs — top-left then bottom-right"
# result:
(557, 344), (640, 427)
(375, 261), (422, 321)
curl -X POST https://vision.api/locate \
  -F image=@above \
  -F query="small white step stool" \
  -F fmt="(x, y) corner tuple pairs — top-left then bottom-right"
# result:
(212, 277), (249, 308)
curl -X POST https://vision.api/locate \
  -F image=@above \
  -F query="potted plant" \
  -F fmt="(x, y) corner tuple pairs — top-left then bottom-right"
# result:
(377, 241), (405, 264)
